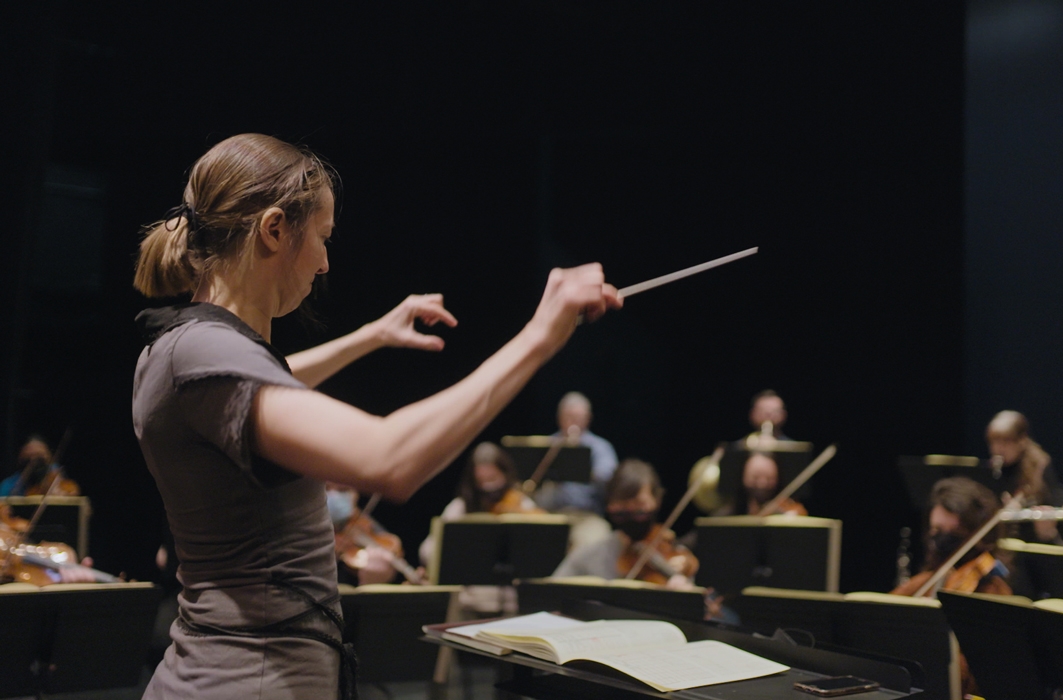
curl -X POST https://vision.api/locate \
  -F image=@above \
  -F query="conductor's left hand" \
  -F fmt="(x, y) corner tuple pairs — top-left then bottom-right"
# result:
(371, 294), (458, 352)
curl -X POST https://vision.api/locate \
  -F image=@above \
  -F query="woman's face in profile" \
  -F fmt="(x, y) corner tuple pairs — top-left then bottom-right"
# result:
(281, 189), (334, 315)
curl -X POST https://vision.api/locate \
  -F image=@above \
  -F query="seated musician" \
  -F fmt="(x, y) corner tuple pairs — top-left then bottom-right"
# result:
(714, 452), (806, 517)
(417, 442), (540, 566)
(745, 389), (791, 441)
(552, 458), (697, 590)
(0, 435), (80, 497)
(891, 476), (1011, 597)
(534, 392), (618, 548)
(326, 483), (399, 586)
(986, 410), (1063, 544)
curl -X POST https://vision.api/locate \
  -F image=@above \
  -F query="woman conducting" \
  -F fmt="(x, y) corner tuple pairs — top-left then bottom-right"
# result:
(132, 133), (620, 699)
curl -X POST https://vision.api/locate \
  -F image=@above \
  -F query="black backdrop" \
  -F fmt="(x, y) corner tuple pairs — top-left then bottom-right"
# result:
(3, 2), (967, 591)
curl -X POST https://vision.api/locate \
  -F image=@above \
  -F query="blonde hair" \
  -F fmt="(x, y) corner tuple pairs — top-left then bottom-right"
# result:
(134, 133), (336, 297)
(986, 410), (1052, 503)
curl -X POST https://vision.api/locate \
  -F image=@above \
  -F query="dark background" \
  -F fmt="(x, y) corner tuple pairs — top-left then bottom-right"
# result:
(2, 1), (1057, 593)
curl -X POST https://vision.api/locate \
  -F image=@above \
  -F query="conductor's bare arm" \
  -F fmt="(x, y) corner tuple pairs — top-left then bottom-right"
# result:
(286, 294), (458, 389)
(255, 264), (621, 501)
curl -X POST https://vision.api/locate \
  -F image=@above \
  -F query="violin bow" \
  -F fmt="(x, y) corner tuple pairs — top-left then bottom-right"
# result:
(758, 443), (837, 517)
(1, 429), (73, 575)
(623, 446), (724, 581)
(522, 426), (580, 495)
(912, 489), (1024, 598)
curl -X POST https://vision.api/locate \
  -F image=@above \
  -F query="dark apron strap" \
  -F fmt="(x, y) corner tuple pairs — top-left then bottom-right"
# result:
(177, 575), (358, 700)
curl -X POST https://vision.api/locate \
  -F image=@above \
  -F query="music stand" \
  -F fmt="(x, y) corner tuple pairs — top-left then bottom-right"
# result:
(997, 538), (1063, 599)
(500, 435), (593, 484)
(0, 582), (162, 697)
(938, 590), (1063, 699)
(428, 514), (571, 586)
(339, 583), (460, 683)
(1, 495), (91, 558)
(734, 588), (958, 700)
(896, 455), (1002, 511)
(692, 516), (841, 595)
(515, 577), (707, 622)
(717, 441), (814, 504)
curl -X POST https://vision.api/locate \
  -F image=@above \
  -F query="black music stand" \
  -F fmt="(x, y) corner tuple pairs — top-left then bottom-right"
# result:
(998, 538), (1063, 599)
(339, 583), (460, 683)
(0, 582), (162, 698)
(501, 436), (593, 484)
(516, 577), (707, 622)
(938, 590), (1063, 700)
(896, 455), (1001, 511)
(428, 514), (571, 586)
(692, 516), (841, 595)
(1, 495), (91, 558)
(733, 588), (957, 700)
(717, 441), (814, 504)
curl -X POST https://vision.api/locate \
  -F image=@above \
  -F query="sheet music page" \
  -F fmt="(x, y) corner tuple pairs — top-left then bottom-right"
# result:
(580, 639), (789, 692)
(480, 619), (686, 663)
(445, 611), (583, 639)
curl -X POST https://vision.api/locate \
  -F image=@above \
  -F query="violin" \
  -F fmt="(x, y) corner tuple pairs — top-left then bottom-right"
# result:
(489, 489), (545, 515)
(0, 529), (119, 585)
(335, 508), (425, 585)
(616, 524), (699, 585)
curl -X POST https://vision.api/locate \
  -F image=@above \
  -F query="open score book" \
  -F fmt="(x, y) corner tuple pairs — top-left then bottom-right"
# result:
(425, 611), (789, 692)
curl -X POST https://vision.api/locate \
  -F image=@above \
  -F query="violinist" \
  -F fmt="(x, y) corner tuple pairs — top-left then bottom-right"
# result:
(552, 458), (698, 590)
(986, 410), (1063, 544)
(890, 477), (1010, 697)
(714, 452), (807, 517)
(417, 442), (541, 567)
(326, 484), (400, 586)
(0, 435), (80, 497)
(891, 477), (1011, 597)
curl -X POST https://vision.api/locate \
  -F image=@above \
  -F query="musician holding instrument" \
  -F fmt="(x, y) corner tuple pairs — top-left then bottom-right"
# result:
(534, 392), (618, 547)
(130, 134), (620, 699)
(552, 458), (698, 590)
(891, 477), (1011, 598)
(891, 476), (1011, 696)
(986, 410), (1063, 544)
(419, 442), (542, 612)
(746, 390), (790, 441)
(0, 435), (80, 497)
(326, 484), (400, 586)
(714, 452), (807, 517)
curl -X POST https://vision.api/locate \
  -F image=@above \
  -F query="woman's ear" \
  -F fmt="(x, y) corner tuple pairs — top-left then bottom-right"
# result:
(257, 207), (286, 253)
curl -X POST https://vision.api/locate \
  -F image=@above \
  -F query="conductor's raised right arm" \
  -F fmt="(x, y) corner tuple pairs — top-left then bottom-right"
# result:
(253, 264), (621, 502)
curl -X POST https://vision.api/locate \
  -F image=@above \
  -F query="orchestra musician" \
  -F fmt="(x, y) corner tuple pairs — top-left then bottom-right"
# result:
(535, 392), (618, 548)
(890, 476), (1011, 696)
(326, 484), (400, 586)
(985, 410), (1063, 544)
(0, 435), (80, 497)
(714, 452), (807, 517)
(891, 476), (1011, 597)
(130, 133), (621, 699)
(746, 390), (790, 441)
(552, 458), (698, 590)
(418, 442), (541, 613)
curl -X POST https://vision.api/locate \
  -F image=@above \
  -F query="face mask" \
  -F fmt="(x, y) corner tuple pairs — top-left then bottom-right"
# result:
(19, 457), (50, 486)
(479, 484), (508, 506)
(748, 487), (775, 505)
(926, 531), (967, 565)
(326, 490), (355, 528)
(609, 509), (656, 542)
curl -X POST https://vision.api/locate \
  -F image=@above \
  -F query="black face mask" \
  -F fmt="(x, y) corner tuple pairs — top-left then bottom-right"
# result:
(19, 456), (50, 486)
(926, 531), (969, 567)
(609, 509), (656, 542)
(479, 485), (508, 506)
(748, 487), (775, 505)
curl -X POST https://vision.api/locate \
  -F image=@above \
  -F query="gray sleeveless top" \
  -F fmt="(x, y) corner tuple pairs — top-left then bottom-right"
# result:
(133, 303), (342, 699)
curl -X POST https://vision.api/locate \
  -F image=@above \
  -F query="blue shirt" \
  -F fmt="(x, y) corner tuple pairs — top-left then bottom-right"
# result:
(544, 429), (619, 514)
